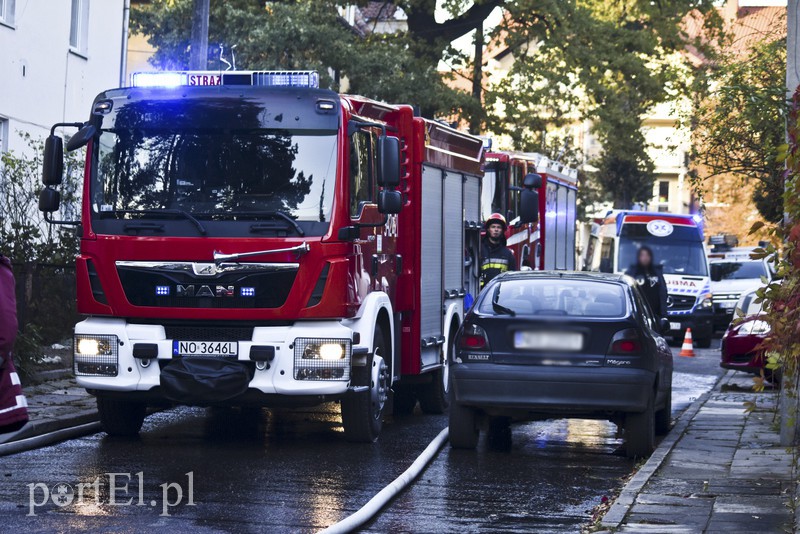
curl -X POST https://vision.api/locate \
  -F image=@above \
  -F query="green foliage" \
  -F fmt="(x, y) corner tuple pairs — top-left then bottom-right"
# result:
(132, 0), (719, 208)
(0, 133), (82, 264)
(693, 37), (788, 223)
(752, 89), (800, 393)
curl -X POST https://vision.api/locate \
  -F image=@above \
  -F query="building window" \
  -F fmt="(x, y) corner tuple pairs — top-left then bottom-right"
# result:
(70, 0), (90, 54)
(0, 0), (15, 27)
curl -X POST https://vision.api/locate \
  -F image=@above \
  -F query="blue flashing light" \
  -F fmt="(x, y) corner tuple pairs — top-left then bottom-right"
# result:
(131, 72), (187, 88)
(155, 285), (171, 296)
(692, 214), (703, 224)
(240, 287), (255, 297)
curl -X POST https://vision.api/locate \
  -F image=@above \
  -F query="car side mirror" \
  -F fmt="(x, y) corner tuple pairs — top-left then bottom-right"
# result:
(377, 135), (400, 188)
(66, 124), (96, 152)
(377, 190), (402, 214)
(42, 135), (64, 186)
(39, 187), (61, 213)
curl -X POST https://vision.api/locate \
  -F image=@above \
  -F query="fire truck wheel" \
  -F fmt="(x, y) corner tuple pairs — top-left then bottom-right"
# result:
(418, 335), (453, 414)
(96, 397), (147, 437)
(342, 328), (390, 443)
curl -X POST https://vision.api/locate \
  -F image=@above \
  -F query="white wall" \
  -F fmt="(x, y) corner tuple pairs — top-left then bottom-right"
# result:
(0, 0), (124, 154)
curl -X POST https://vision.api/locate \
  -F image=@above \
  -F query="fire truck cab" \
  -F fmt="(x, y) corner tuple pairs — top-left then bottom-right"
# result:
(482, 150), (578, 270)
(38, 70), (484, 442)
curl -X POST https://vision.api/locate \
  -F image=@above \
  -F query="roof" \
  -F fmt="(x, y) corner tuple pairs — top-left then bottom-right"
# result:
(360, 2), (401, 21)
(493, 271), (629, 284)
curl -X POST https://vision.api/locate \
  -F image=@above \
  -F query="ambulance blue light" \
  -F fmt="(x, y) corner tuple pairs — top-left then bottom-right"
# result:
(131, 72), (187, 88)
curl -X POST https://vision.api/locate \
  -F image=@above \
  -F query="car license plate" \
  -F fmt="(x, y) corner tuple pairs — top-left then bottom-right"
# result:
(514, 331), (583, 351)
(669, 322), (681, 331)
(172, 341), (238, 357)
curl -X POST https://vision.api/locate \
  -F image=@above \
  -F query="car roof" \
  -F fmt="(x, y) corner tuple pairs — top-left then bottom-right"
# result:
(492, 270), (631, 285)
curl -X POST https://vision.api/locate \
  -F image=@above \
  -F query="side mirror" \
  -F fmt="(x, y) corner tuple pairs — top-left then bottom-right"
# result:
(523, 172), (542, 189)
(377, 135), (400, 188)
(377, 190), (402, 214)
(659, 317), (670, 334)
(66, 124), (96, 152)
(519, 189), (539, 225)
(39, 187), (61, 213)
(42, 135), (65, 186)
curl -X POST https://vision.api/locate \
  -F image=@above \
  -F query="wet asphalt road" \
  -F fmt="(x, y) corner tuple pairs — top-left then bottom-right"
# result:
(0, 341), (724, 533)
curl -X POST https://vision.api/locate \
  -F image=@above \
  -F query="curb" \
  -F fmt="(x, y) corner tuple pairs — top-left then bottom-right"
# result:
(599, 371), (731, 529)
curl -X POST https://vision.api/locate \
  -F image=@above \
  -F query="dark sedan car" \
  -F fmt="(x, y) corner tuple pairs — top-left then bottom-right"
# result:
(721, 289), (776, 382)
(449, 271), (674, 458)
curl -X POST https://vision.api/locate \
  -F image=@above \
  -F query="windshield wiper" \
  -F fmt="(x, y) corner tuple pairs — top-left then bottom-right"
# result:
(213, 211), (305, 237)
(112, 209), (207, 236)
(491, 285), (516, 316)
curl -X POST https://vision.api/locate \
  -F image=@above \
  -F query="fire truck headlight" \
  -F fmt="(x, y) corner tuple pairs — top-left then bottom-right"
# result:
(74, 335), (119, 377)
(293, 338), (351, 381)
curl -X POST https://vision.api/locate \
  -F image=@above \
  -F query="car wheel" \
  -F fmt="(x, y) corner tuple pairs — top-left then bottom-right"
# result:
(97, 397), (147, 437)
(625, 393), (655, 458)
(696, 336), (712, 349)
(655, 387), (672, 435)
(342, 328), (390, 443)
(449, 399), (478, 449)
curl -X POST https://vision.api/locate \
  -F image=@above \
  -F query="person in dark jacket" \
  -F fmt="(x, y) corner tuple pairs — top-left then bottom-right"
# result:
(0, 254), (28, 434)
(626, 246), (669, 320)
(480, 213), (516, 288)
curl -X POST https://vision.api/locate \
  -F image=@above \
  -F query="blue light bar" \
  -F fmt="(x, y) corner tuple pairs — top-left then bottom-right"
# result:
(240, 287), (255, 297)
(131, 72), (188, 88)
(252, 71), (319, 88)
(155, 285), (171, 296)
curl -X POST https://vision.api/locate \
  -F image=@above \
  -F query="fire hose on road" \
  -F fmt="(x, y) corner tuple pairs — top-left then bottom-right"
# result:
(318, 427), (449, 534)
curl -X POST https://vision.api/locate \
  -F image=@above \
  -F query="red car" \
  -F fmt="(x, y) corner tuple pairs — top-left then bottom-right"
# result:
(720, 289), (775, 380)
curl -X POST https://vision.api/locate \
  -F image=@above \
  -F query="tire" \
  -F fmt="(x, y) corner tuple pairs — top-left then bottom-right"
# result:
(449, 398), (478, 449)
(342, 328), (390, 443)
(97, 396), (147, 437)
(696, 336), (712, 349)
(625, 393), (655, 458)
(418, 336), (453, 414)
(655, 387), (672, 435)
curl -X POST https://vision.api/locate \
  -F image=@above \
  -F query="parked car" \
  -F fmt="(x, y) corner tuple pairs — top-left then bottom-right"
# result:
(449, 271), (674, 458)
(709, 255), (770, 331)
(720, 289), (776, 382)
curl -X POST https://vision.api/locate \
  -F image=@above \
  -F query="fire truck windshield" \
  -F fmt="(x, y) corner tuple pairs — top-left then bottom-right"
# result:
(90, 93), (339, 237)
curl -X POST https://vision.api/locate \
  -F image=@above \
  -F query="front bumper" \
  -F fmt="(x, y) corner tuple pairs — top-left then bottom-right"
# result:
(73, 317), (359, 400)
(667, 310), (713, 340)
(451, 363), (655, 415)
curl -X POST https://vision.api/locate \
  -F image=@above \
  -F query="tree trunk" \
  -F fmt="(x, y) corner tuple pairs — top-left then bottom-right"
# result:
(189, 0), (209, 70)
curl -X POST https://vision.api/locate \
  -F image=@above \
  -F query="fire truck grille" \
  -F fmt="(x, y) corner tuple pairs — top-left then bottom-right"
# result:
(164, 325), (254, 342)
(668, 294), (695, 311)
(117, 266), (298, 309)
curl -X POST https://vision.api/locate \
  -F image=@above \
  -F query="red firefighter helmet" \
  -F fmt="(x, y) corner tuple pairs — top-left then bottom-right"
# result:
(485, 213), (507, 231)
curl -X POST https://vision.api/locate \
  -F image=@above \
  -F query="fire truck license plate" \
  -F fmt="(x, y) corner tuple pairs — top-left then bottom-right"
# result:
(173, 341), (238, 357)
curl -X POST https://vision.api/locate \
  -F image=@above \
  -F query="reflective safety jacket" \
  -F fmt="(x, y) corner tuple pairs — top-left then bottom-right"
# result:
(480, 239), (515, 288)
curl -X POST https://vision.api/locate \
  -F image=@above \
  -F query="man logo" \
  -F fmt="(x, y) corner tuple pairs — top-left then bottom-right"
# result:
(176, 285), (235, 298)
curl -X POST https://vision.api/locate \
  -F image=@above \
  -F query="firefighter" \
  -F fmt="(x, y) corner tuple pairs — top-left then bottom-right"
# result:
(480, 213), (515, 288)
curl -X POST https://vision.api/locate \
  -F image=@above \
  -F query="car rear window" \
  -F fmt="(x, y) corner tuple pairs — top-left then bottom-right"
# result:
(478, 279), (628, 317)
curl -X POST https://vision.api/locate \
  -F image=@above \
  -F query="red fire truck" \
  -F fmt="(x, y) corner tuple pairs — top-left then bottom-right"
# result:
(483, 150), (578, 270)
(38, 70), (489, 442)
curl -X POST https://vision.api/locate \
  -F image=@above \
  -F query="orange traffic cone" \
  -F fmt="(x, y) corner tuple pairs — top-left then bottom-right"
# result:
(679, 328), (695, 358)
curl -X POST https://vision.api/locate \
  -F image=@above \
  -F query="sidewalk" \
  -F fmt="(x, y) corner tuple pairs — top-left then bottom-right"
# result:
(602, 371), (797, 533)
(0, 372), (97, 445)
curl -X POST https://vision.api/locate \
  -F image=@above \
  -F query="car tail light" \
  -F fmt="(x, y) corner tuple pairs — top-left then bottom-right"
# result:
(607, 329), (642, 355)
(458, 323), (490, 351)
